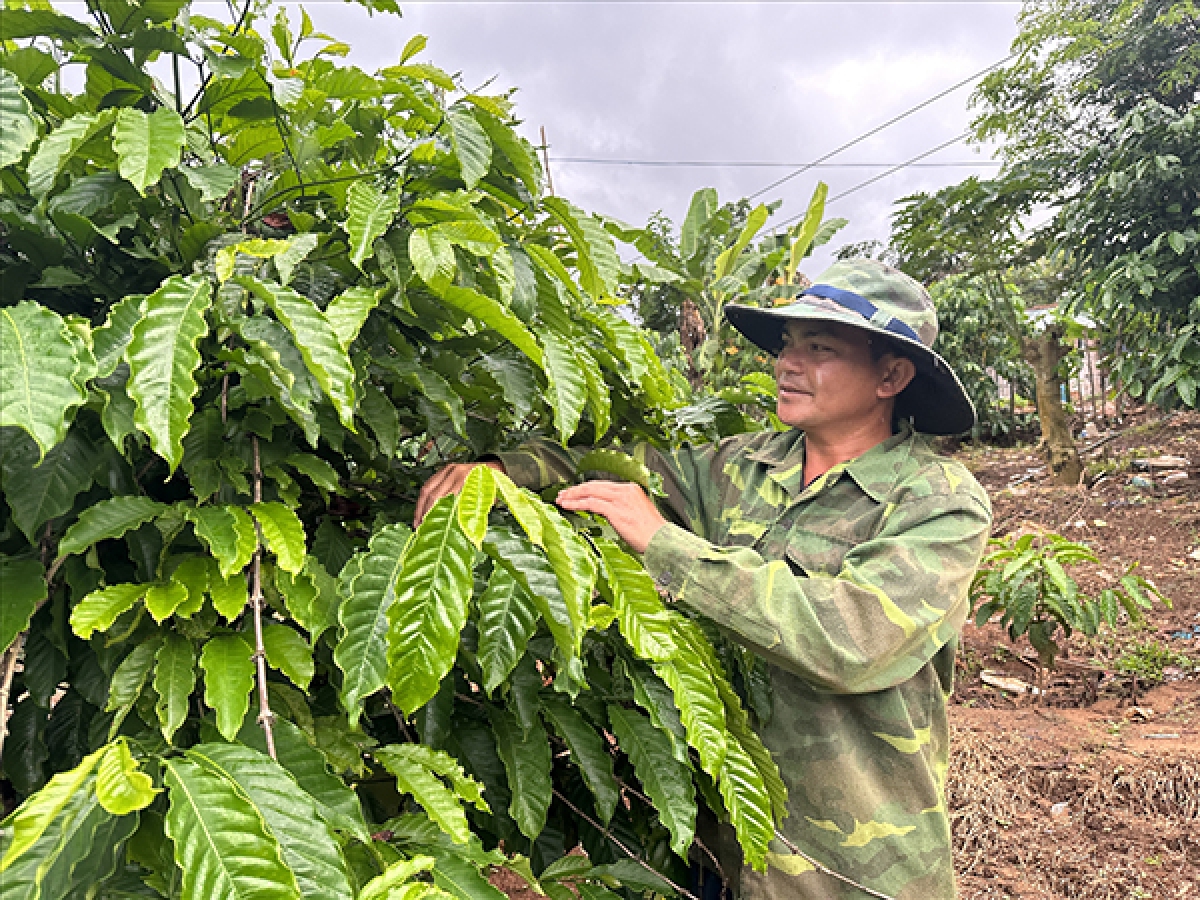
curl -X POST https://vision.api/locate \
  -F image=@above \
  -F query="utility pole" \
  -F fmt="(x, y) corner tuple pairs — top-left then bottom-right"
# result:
(540, 125), (555, 197)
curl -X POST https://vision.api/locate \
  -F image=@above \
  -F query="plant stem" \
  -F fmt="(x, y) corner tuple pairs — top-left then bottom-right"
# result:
(0, 634), (25, 769)
(550, 787), (699, 900)
(250, 435), (278, 759)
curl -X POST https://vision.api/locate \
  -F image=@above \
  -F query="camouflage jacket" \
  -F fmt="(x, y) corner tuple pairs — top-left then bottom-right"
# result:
(497, 425), (991, 900)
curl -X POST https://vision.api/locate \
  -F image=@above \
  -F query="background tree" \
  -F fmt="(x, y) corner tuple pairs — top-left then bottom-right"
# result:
(889, 172), (1084, 480)
(970, 0), (1199, 413)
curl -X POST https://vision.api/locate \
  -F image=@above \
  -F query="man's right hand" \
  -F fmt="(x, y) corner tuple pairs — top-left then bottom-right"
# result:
(414, 461), (504, 526)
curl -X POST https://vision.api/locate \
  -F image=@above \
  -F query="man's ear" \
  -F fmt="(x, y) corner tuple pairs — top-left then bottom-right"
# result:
(877, 355), (916, 400)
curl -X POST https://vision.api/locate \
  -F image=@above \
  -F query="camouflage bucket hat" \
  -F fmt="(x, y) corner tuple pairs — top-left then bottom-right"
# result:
(724, 258), (976, 435)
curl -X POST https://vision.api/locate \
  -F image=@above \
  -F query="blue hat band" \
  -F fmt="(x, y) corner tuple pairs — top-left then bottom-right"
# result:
(802, 284), (924, 346)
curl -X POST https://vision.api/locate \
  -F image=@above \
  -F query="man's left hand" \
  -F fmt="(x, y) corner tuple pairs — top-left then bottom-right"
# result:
(555, 481), (667, 555)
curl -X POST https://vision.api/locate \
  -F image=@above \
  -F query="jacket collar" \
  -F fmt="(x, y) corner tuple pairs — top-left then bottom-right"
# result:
(748, 425), (916, 503)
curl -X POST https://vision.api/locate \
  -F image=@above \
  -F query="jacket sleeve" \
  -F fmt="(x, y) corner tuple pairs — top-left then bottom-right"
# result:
(492, 438), (723, 536)
(641, 487), (992, 694)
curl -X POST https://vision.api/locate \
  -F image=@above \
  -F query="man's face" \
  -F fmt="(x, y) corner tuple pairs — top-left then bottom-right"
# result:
(774, 321), (896, 431)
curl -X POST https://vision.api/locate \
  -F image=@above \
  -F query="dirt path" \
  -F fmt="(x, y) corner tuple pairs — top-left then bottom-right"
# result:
(949, 409), (1199, 899)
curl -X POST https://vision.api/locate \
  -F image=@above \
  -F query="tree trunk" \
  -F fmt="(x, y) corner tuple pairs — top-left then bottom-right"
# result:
(1022, 326), (1083, 485)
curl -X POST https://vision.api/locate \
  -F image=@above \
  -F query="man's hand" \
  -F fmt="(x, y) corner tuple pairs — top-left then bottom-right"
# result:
(555, 481), (667, 555)
(415, 461), (504, 526)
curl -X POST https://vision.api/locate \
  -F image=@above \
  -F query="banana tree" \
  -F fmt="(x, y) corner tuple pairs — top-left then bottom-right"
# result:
(627, 183), (846, 392)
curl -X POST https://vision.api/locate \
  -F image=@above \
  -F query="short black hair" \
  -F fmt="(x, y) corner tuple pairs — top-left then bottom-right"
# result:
(866, 333), (910, 363)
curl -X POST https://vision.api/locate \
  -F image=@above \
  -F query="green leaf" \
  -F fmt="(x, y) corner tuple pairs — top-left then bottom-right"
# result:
(240, 715), (371, 842)
(145, 579), (190, 622)
(92, 293), (145, 379)
(162, 756), (302, 900)
(199, 633), (254, 741)
(400, 34), (427, 63)
(437, 285), (544, 368)
(483, 525), (575, 666)
(359, 385), (400, 458)
(0, 768), (129, 898)
(57, 496), (166, 559)
(0, 557), (46, 654)
(447, 106), (492, 189)
(188, 743), (355, 900)
(598, 540), (675, 662)
(386, 496), (475, 716)
(346, 182), (400, 270)
(541, 332), (587, 444)
(525, 243), (583, 302)
(276, 556), (336, 639)
(605, 703), (695, 858)
(587, 860), (675, 897)
(676, 617), (788, 827)
(716, 735), (773, 872)
(113, 106), (186, 194)
(0, 745), (104, 871)
(238, 277), (358, 429)
(0, 69), (37, 168)
(585, 308), (673, 406)
(181, 162), (240, 202)
(376, 744), (486, 844)
(653, 650), (726, 778)
(360, 857), (437, 900)
(250, 502), (306, 574)
(433, 854), (508, 900)
(536, 505), (595, 661)
(126, 275), (212, 473)
(105, 636), (161, 737)
(263, 623), (313, 690)
(325, 286), (381, 352)
(576, 346), (612, 439)
(539, 695), (619, 824)
(335, 523), (411, 726)
(476, 564), (540, 694)
(27, 112), (112, 197)
(714, 204), (769, 281)
(543, 199), (619, 299)
(188, 504), (251, 579)
(475, 111), (541, 197)
(96, 737), (159, 815)
(409, 227), (457, 292)
(70, 583), (146, 640)
(0, 301), (92, 460)
(456, 464), (496, 548)
(488, 705), (552, 841)
(785, 183), (827, 281)
(1, 428), (95, 543)
(681, 188), (717, 261)
(154, 633), (197, 743)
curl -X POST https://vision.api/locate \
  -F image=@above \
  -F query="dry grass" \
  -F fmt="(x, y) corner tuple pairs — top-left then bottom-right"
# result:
(948, 725), (1199, 899)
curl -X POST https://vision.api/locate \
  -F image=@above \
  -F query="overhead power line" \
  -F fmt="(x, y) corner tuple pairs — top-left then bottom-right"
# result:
(549, 157), (1000, 168)
(746, 54), (1013, 201)
(772, 130), (972, 230)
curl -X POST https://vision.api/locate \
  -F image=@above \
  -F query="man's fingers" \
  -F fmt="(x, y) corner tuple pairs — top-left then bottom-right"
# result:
(415, 464), (464, 525)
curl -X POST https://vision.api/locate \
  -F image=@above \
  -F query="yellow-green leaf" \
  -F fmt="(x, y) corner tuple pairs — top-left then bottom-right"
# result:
(96, 738), (159, 815)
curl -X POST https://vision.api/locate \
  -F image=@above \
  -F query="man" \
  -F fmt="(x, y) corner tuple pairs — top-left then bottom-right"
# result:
(417, 260), (992, 900)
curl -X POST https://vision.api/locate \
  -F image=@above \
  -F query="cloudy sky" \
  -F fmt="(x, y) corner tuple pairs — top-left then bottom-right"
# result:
(304, 0), (1021, 275)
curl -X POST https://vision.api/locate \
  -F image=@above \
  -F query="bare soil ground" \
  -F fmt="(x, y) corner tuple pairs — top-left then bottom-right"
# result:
(949, 408), (1200, 899)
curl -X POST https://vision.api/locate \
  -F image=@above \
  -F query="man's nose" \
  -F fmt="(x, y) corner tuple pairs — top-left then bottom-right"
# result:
(776, 347), (804, 373)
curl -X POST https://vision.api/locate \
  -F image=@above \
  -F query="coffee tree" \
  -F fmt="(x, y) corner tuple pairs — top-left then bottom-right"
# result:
(0, 2), (784, 897)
